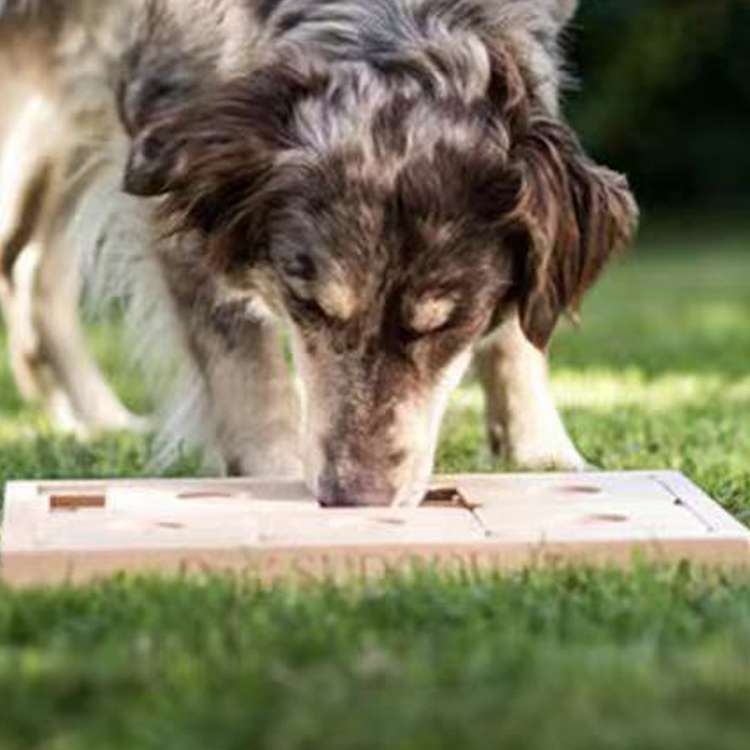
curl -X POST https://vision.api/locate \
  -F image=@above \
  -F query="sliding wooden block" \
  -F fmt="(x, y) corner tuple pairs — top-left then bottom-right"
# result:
(1, 472), (748, 586)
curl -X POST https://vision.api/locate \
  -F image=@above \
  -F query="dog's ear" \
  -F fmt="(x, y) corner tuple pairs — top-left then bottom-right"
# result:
(124, 52), (329, 266)
(478, 18), (632, 349)
(123, 52), (325, 198)
(122, 104), (281, 263)
(509, 117), (638, 349)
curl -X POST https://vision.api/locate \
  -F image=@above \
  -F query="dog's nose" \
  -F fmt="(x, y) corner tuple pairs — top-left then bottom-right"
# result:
(317, 477), (395, 508)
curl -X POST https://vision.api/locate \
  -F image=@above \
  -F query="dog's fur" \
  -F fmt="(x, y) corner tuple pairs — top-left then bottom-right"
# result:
(0, 0), (637, 506)
(0, 0), (138, 432)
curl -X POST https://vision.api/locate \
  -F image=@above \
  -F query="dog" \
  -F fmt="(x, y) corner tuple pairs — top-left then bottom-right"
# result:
(0, 0), (637, 506)
(0, 0), (138, 433)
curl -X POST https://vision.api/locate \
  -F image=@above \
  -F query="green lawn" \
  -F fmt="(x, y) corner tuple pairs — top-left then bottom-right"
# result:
(1, 225), (749, 749)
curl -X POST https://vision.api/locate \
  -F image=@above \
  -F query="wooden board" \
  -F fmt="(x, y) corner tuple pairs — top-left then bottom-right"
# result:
(1, 472), (748, 586)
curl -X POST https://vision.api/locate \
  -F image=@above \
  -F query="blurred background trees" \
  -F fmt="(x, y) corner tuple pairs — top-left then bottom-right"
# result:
(568, 0), (749, 217)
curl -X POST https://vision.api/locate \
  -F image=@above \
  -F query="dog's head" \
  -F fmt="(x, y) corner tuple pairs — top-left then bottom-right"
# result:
(123, 22), (636, 506)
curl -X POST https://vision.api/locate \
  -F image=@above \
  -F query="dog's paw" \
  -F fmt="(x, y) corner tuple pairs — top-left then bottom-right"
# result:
(486, 414), (589, 473)
(509, 441), (589, 472)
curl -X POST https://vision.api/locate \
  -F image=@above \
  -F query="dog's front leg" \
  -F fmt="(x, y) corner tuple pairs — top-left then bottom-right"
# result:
(475, 309), (586, 471)
(180, 304), (302, 478)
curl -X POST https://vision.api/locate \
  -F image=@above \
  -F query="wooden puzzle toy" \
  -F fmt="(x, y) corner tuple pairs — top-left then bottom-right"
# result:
(2, 471), (748, 585)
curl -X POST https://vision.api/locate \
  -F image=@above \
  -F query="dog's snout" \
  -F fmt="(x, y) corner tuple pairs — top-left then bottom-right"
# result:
(317, 476), (396, 508)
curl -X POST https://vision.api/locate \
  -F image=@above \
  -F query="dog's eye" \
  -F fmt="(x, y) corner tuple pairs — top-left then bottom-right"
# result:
(281, 254), (317, 281)
(287, 294), (330, 324)
(402, 319), (455, 343)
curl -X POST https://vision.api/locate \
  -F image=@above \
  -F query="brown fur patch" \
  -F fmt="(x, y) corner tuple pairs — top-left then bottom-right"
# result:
(510, 118), (638, 348)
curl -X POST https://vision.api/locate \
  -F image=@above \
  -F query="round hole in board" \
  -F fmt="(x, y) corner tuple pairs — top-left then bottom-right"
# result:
(156, 521), (185, 530)
(178, 491), (235, 501)
(558, 485), (603, 495)
(582, 513), (629, 524)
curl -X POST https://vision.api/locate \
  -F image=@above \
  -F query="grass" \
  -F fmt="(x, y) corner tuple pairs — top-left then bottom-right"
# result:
(0, 224), (749, 749)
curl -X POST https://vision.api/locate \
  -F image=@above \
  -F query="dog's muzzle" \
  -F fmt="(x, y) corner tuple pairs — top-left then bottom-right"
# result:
(317, 475), (397, 508)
